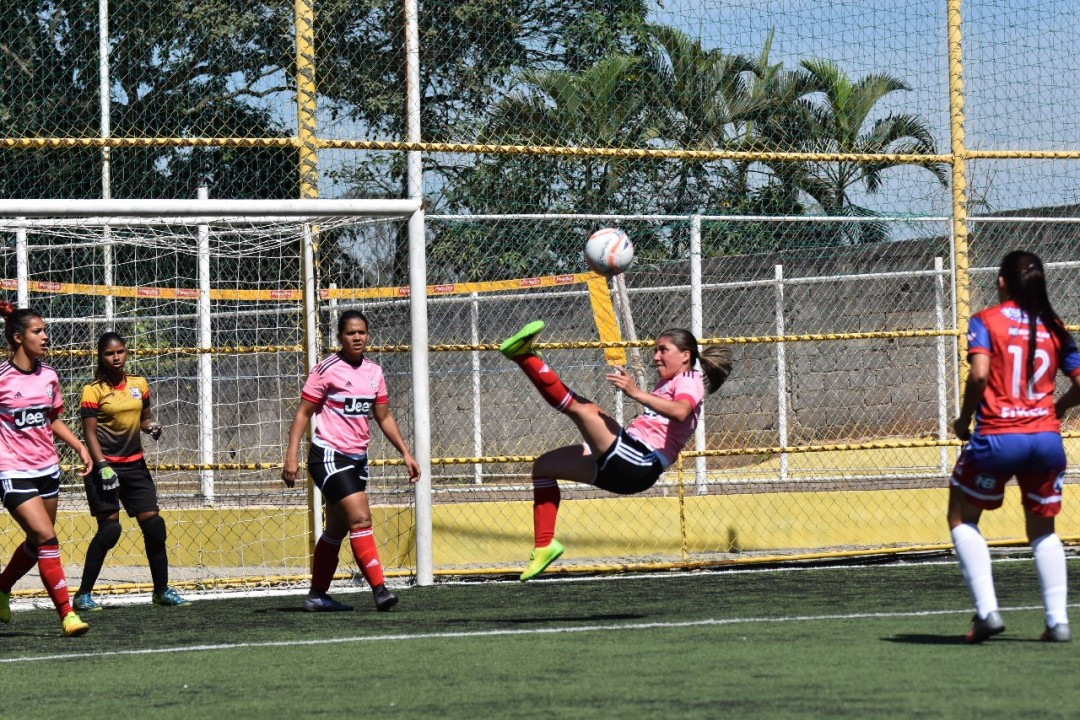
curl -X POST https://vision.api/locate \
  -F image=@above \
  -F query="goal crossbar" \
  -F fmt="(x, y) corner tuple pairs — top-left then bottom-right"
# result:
(0, 198), (421, 219)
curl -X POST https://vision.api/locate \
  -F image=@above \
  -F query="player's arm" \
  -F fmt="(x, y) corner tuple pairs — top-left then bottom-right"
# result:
(372, 402), (420, 482)
(81, 416), (107, 465)
(282, 398), (319, 487)
(607, 366), (695, 422)
(53, 417), (92, 476)
(1053, 333), (1080, 420)
(140, 388), (162, 439)
(1054, 376), (1080, 419)
(953, 353), (990, 441)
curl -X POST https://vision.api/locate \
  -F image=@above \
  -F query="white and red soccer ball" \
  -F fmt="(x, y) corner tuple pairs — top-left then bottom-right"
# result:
(584, 227), (634, 277)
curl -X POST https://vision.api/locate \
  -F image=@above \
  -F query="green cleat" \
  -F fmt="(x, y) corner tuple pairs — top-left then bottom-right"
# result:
(519, 539), (564, 582)
(0, 590), (9, 623)
(62, 611), (89, 637)
(500, 320), (546, 359)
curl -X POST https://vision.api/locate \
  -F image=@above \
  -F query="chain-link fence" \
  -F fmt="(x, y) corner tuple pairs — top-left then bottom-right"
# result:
(3, 0), (1080, 590)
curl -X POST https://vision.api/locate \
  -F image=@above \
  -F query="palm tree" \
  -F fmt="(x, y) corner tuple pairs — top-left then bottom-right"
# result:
(791, 59), (949, 243)
(642, 24), (758, 214)
(481, 53), (660, 213)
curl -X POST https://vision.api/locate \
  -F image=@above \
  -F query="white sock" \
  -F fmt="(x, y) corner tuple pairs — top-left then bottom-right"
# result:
(1031, 533), (1069, 628)
(951, 523), (998, 618)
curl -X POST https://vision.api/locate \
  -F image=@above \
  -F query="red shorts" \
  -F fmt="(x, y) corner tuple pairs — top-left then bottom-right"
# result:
(950, 432), (1066, 517)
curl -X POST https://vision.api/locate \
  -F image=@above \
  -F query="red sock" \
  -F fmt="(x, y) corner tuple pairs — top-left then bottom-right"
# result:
(349, 529), (385, 588)
(515, 354), (575, 412)
(310, 534), (342, 595)
(533, 478), (561, 548)
(0, 542), (38, 592)
(36, 543), (72, 618)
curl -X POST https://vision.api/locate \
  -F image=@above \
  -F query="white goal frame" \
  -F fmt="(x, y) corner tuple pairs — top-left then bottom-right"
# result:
(0, 196), (433, 587)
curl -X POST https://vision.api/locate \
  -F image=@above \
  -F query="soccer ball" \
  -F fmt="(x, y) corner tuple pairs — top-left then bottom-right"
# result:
(584, 227), (634, 277)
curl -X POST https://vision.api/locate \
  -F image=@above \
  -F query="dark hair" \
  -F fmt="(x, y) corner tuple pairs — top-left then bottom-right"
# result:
(0, 302), (43, 351)
(658, 328), (732, 394)
(337, 310), (369, 337)
(95, 332), (127, 383)
(998, 250), (1073, 385)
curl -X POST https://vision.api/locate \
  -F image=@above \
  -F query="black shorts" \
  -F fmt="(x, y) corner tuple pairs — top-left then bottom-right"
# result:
(84, 458), (160, 517)
(0, 470), (61, 511)
(307, 444), (368, 504)
(593, 430), (665, 495)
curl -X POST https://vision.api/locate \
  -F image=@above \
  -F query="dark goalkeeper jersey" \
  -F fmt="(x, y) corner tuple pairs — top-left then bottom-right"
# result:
(80, 376), (150, 462)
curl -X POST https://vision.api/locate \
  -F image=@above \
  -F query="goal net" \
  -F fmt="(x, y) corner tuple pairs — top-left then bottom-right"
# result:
(0, 199), (418, 595)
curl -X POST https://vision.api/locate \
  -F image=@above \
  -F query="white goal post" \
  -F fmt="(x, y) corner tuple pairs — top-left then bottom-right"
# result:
(0, 197), (431, 591)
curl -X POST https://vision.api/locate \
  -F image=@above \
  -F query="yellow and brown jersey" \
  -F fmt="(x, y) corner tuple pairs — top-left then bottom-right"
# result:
(80, 375), (151, 462)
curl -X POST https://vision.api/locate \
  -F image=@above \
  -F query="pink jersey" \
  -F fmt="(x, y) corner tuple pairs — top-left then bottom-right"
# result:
(967, 300), (1080, 434)
(301, 353), (389, 458)
(0, 360), (64, 477)
(625, 370), (706, 466)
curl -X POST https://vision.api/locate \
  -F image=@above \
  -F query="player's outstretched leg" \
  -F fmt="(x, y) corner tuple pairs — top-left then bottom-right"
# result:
(500, 320), (545, 359)
(500, 321), (577, 413)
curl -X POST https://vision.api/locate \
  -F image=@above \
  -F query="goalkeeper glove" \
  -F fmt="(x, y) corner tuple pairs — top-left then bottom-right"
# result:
(95, 460), (119, 491)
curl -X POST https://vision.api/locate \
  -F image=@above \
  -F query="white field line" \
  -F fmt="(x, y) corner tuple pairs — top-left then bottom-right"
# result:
(2, 602), (1077, 666)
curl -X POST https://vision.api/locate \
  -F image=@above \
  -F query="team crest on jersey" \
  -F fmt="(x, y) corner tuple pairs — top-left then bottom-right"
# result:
(975, 473), (996, 491)
(129, 387), (142, 399)
(1000, 306), (1030, 324)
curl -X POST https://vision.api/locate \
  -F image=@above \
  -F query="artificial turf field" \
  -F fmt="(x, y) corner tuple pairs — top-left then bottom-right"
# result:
(1, 556), (1078, 719)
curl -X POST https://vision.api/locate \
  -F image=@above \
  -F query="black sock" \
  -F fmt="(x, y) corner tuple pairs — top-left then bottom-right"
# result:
(78, 520), (122, 595)
(139, 515), (169, 592)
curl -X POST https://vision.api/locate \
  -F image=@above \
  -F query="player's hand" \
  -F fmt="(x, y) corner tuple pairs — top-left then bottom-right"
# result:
(147, 422), (163, 441)
(95, 460), (119, 490)
(76, 445), (93, 477)
(605, 365), (639, 396)
(281, 457), (300, 488)
(952, 416), (972, 441)
(402, 452), (421, 483)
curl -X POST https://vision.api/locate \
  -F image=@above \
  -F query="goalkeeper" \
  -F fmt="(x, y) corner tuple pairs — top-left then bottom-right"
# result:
(74, 332), (189, 610)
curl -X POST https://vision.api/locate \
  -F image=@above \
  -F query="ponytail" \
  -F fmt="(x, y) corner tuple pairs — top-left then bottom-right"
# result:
(0, 303), (42, 351)
(658, 328), (733, 395)
(998, 250), (1073, 384)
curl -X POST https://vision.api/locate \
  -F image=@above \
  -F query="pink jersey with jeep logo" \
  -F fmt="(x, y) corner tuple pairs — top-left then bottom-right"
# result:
(625, 370), (705, 467)
(301, 353), (389, 458)
(0, 360), (64, 477)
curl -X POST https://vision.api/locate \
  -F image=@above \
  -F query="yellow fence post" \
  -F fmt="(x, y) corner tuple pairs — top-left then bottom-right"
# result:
(295, 0), (320, 564)
(947, 0), (971, 392)
(677, 456), (689, 563)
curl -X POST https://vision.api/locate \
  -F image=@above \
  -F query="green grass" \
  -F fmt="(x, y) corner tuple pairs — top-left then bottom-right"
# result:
(1, 557), (1077, 719)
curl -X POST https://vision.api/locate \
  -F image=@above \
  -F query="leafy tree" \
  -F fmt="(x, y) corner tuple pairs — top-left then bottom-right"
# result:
(1, 0), (298, 200)
(782, 59), (949, 243)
